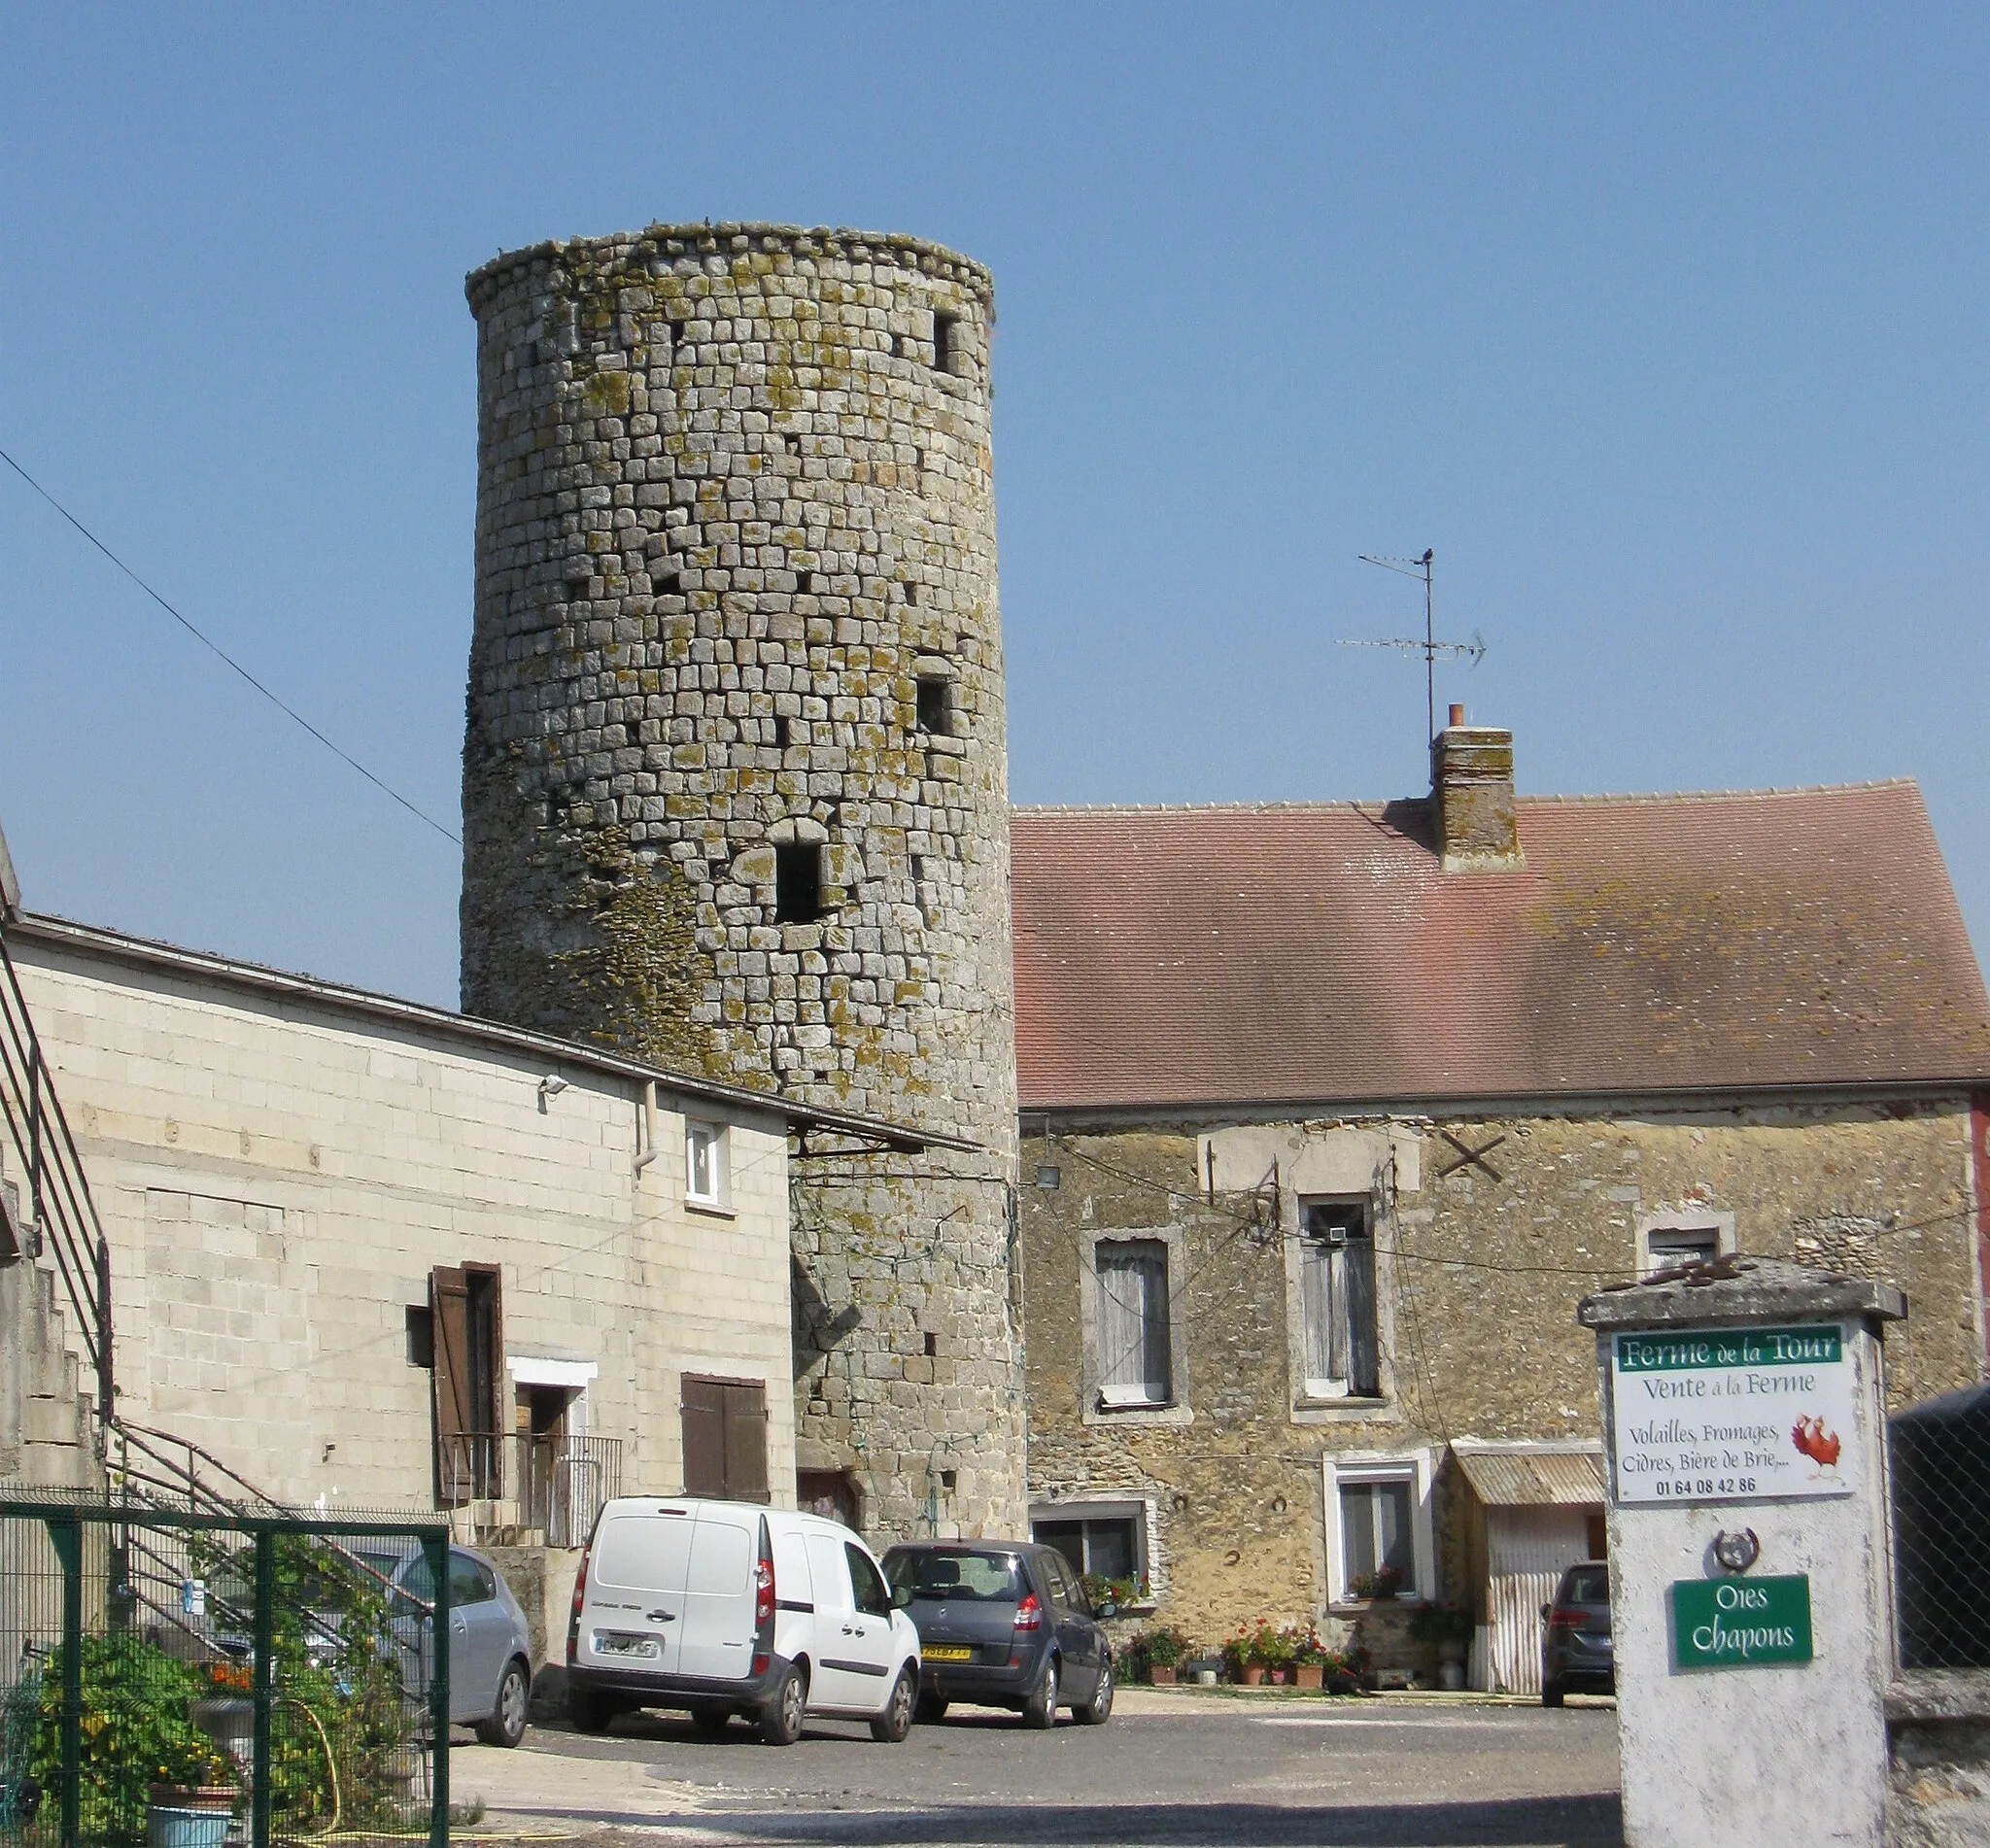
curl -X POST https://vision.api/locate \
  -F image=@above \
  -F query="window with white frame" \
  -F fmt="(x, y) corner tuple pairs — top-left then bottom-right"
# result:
(1324, 1454), (1433, 1603)
(1095, 1239), (1171, 1406)
(685, 1120), (728, 1206)
(1299, 1200), (1380, 1397)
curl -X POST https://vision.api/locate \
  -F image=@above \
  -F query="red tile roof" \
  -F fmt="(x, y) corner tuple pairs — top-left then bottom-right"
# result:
(1011, 781), (1990, 1113)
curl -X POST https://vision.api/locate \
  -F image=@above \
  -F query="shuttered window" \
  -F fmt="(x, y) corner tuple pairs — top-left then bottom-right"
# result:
(430, 1263), (503, 1505)
(681, 1375), (771, 1503)
(1300, 1201), (1379, 1396)
(1096, 1240), (1171, 1406)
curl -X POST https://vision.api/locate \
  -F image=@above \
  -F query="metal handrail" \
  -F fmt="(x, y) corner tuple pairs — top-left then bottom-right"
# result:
(0, 932), (111, 1421)
(440, 1432), (623, 1545)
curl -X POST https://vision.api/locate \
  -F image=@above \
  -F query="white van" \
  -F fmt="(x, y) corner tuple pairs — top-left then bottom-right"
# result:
(566, 1497), (921, 1745)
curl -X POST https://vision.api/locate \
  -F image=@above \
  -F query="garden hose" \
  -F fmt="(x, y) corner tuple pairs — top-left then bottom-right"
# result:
(277, 1696), (339, 1836)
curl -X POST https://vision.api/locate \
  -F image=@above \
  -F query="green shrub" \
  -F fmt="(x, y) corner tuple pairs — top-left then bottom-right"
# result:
(30, 1634), (234, 1847)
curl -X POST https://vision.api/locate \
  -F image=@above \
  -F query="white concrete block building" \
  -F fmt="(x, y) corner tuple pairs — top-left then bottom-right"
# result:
(3, 910), (942, 1531)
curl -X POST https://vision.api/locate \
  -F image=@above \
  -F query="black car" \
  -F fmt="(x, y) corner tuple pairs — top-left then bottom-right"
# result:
(1540, 1560), (1613, 1705)
(881, 1542), (1114, 1728)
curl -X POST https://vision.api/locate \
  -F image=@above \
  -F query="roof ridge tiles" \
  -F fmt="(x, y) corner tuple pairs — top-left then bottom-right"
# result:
(1013, 777), (1918, 818)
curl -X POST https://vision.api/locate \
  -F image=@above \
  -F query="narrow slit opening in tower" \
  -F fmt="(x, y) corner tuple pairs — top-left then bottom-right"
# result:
(774, 844), (826, 924)
(932, 312), (959, 375)
(795, 569), (813, 598)
(924, 1332), (939, 1358)
(773, 715), (791, 750)
(915, 675), (951, 736)
(905, 579), (917, 606)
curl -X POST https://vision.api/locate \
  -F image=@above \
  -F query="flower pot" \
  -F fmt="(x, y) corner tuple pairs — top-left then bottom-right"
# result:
(1241, 1663), (1265, 1686)
(1149, 1665), (1177, 1686)
(189, 1695), (254, 1768)
(1438, 1660), (1464, 1691)
(146, 1787), (234, 1848)
(1293, 1663), (1324, 1690)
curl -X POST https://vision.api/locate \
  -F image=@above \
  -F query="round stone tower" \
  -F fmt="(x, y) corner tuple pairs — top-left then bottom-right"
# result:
(461, 222), (1022, 1537)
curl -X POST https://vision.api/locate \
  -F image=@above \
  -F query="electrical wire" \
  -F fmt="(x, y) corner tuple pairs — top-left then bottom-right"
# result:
(0, 443), (461, 847)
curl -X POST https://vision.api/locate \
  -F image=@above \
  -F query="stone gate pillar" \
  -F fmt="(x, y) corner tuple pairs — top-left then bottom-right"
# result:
(1577, 1259), (1904, 1848)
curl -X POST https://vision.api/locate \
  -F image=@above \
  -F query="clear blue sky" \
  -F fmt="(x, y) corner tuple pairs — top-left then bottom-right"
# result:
(4, 6), (1985, 1009)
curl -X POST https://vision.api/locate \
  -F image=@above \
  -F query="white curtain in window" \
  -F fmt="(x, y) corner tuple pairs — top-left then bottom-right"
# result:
(1097, 1243), (1169, 1404)
(1341, 1478), (1414, 1587)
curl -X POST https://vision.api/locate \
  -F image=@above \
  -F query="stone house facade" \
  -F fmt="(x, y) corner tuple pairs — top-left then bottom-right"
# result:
(3, 908), (939, 1531)
(1010, 722), (1990, 1690)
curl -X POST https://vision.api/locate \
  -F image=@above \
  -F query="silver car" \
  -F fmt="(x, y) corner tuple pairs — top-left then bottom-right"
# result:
(360, 1542), (536, 1748)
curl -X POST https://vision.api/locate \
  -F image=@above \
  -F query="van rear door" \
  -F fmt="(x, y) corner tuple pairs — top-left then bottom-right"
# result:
(677, 1505), (761, 1680)
(579, 1503), (696, 1675)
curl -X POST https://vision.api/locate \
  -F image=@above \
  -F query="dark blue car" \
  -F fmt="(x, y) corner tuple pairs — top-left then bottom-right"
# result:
(881, 1542), (1115, 1728)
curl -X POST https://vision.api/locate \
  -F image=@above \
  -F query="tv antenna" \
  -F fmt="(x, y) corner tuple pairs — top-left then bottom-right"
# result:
(1340, 549), (1486, 743)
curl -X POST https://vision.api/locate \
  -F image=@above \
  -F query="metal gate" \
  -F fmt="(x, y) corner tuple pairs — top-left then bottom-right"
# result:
(0, 1491), (450, 1848)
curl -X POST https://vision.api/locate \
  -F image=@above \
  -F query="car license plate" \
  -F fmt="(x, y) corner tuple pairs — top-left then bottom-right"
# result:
(594, 1631), (660, 1659)
(921, 1645), (973, 1663)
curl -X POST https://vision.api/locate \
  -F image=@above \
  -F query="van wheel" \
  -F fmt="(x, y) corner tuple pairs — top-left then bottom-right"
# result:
(477, 1659), (531, 1747)
(568, 1689), (616, 1735)
(871, 1666), (916, 1743)
(1021, 1655), (1059, 1729)
(759, 1663), (807, 1746)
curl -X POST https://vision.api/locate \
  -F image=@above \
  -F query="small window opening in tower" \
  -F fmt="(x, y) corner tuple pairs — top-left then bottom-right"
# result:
(915, 675), (951, 736)
(924, 1332), (939, 1358)
(932, 312), (959, 375)
(784, 431), (802, 457)
(796, 569), (813, 598)
(774, 844), (826, 924)
(904, 580), (917, 606)
(773, 715), (791, 750)
(653, 569), (681, 596)
(669, 321), (686, 349)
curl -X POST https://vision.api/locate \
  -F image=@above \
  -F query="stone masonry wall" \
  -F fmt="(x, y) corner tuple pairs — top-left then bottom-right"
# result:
(461, 223), (1023, 1539)
(1023, 1098), (1982, 1651)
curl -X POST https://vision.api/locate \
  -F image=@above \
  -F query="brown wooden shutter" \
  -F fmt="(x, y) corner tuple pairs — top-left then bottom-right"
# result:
(430, 1266), (471, 1506)
(681, 1375), (769, 1502)
(681, 1375), (727, 1497)
(722, 1381), (770, 1504)
(464, 1262), (505, 1497)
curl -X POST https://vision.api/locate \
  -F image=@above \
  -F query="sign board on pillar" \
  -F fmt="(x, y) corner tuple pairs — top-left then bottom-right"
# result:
(1608, 1323), (1856, 1504)
(1670, 1575), (1813, 1669)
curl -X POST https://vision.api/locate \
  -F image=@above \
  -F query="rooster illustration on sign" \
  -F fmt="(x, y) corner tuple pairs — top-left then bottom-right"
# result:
(1792, 1415), (1842, 1474)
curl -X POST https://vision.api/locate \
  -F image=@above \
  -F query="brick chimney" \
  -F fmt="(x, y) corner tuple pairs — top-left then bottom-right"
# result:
(1430, 704), (1525, 872)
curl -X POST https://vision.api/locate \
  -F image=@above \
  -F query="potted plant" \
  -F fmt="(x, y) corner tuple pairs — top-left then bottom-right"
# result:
(188, 1660), (254, 1772)
(31, 1634), (238, 1848)
(1347, 1564), (1405, 1601)
(1257, 1624), (1297, 1685)
(1287, 1626), (1327, 1691)
(1220, 1628), (1262, 1686)
(1139, 1625), (1187, 1686)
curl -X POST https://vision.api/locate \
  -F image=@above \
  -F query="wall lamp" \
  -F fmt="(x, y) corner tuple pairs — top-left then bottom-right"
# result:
(537, 1074), (568, 1112)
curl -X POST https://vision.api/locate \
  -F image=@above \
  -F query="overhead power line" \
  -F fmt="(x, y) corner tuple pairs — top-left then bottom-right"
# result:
(0, 444), (461, 847)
